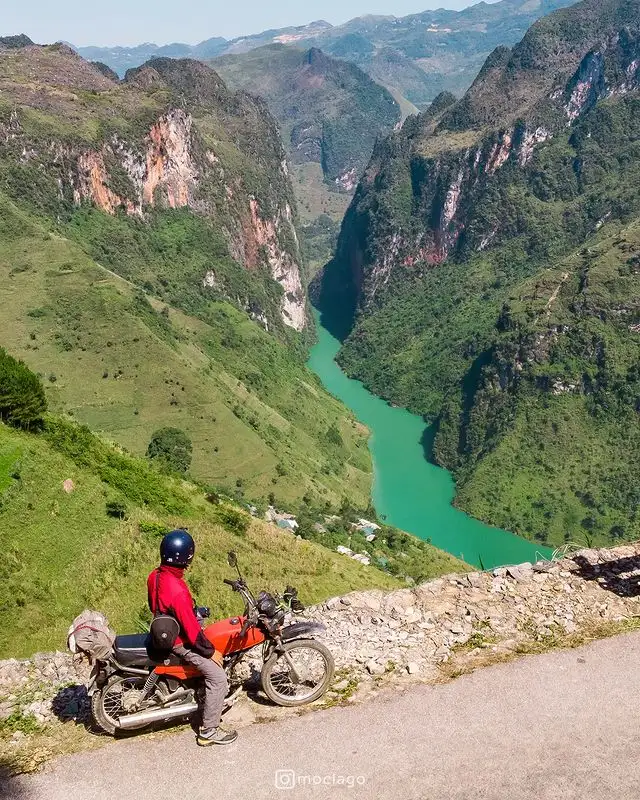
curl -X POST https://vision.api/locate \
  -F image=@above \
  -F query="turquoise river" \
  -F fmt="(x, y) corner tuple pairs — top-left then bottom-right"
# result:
(308, 310), (552, 569)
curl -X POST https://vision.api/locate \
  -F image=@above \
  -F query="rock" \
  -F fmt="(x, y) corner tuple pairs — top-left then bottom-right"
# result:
(333, 679), (351, 692)
(493, 567), (507, 578)
(406, 662), (420, 675)
(325, 597), (342, 610)
(365, 660), (385, 676)
(466, 573), (484, 588)
(506, 565), (532, 583)
(62, 479), (75, 493)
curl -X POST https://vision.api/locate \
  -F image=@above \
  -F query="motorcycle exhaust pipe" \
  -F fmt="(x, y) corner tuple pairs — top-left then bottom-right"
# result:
(117, 700), (198, 730)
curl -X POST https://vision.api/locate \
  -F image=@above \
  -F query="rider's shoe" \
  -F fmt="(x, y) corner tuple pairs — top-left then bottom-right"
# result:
(197, 725), (238, 746)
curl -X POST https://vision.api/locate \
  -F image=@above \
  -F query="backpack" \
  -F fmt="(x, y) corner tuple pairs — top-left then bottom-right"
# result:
(149, 570), (180, 651)
(67, 610), (115, 661)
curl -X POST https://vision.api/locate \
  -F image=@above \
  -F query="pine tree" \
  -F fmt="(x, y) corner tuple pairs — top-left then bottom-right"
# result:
(0, 347), (47, 429)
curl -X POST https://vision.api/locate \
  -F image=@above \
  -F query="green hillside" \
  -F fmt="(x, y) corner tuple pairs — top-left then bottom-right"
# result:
(0, 192), (372, 506)
(0, 419), (402, 658)
(0, 43), (383, 507)
(213, 45), (400, 188)
(213, 46), (400, 273)
(320, 0), (640, 550)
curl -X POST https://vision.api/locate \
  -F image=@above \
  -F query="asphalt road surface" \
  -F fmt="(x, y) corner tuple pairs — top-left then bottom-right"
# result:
(9, 632), (640, 800)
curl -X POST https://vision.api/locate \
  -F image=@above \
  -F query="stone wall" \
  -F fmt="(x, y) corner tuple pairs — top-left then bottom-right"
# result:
(3, 544), (640, 733)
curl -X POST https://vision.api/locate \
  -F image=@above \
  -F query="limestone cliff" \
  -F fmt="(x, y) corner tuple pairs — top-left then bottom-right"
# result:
(0, 49), (306, 331)
(324, 0), (640, 314)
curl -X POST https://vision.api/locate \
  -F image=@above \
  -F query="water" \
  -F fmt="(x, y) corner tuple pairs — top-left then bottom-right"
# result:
(308, 309), (551, 569)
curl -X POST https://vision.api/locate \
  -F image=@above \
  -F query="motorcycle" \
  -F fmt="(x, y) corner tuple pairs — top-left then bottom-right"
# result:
(89, 552), (335, 735)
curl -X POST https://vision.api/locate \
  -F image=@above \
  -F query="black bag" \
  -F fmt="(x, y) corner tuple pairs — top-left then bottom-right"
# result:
(149, 571), (180, 651)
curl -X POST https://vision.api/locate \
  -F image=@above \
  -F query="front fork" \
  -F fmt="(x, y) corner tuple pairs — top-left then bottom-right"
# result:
(268, 636), (303, 683)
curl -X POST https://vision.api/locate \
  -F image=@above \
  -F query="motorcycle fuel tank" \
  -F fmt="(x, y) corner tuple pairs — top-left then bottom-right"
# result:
(206, 616), (265, 654)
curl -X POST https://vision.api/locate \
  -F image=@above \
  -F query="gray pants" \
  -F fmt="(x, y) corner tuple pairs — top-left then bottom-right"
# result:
(174, 646), (229, 730)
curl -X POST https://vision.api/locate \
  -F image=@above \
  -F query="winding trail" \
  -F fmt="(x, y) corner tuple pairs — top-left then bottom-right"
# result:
(9, 631), (640, 800)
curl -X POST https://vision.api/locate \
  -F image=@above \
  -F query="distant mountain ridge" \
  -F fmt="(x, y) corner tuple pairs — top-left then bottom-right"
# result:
(212, 45), (401, 191)
(72, 1), (578, 105)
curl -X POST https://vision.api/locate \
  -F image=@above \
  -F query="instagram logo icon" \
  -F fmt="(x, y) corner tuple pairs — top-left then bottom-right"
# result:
(275, 770), (296, 790)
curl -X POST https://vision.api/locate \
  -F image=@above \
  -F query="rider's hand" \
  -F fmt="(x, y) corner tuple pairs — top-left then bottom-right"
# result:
(211, 650), (224, 667)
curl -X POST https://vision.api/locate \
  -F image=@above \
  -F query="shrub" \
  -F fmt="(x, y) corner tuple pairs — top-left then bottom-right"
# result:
(0, 347), (47, 429)
(106, 500), (128, 519)
(44, 418), (190, 513)
(213, 506), (250, 537)
(146, 427), (192, 475)
(139, 521), (171, 538)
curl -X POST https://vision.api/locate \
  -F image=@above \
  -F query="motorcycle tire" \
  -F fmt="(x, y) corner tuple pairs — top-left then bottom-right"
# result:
(261, 639), (335, 707)
(91, 674), (152, 736)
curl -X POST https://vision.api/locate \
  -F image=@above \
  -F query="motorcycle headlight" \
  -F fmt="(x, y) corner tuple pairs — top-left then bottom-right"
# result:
(257, 592), (277, 617)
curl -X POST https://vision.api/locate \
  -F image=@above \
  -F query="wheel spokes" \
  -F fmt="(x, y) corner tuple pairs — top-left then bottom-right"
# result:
(268, 647), (328, 700)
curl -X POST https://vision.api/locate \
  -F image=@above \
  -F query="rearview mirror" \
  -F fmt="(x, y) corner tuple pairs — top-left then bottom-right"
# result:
(227, 551), (238, 568)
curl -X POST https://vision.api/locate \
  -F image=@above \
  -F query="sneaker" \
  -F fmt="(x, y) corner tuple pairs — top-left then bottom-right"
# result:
(197, 726), (238, 746)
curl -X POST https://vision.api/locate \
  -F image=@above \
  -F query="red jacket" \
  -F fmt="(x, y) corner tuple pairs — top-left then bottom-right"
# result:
(147, 565), (213, 657)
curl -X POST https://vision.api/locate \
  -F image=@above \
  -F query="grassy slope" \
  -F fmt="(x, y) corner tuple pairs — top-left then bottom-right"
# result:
(0, 192), (371, 507)
(0, 421), (404, 658)
(453, 221), (640, 549)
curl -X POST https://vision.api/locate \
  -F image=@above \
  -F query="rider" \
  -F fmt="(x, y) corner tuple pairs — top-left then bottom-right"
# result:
(148, 530), (238, 746)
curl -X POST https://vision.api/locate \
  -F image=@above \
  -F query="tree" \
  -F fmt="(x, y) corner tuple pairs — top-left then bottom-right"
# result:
(146, 427), (192, 474)
(0, 347), (47, 429)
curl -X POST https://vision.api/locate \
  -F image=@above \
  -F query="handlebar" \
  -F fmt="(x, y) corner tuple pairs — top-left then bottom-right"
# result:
(223, 578), (236, 587)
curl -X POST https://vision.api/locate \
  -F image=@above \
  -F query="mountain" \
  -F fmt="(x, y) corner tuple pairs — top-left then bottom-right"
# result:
(212, 46), (400, 272)
(0, 41), (375, 506)
(71, 36), (229, 76)
(213, 46), (400, 191)
(74, 1), (577, 108)
(71, 22), (333, 77)
(318, 0), (640, 549)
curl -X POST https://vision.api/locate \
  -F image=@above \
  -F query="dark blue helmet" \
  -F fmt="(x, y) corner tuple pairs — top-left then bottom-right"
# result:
(160, 530), (195, 568)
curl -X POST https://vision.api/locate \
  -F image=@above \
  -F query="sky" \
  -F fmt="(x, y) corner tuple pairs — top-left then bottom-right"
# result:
(4, 0), (480, 47)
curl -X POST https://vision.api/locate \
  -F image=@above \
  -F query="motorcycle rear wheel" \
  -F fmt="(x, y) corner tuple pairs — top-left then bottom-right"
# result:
(91, 674), (152, 736)
(261, 639), (334, 707)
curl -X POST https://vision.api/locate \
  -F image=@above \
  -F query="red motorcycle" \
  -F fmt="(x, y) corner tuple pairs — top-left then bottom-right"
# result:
(89, 552), (335, 735)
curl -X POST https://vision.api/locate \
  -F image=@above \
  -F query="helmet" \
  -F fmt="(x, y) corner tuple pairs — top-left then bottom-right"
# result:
(160, 530), (195, 568)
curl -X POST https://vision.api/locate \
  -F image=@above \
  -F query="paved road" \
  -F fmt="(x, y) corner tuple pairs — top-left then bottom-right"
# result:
(9, 632), (640, 800)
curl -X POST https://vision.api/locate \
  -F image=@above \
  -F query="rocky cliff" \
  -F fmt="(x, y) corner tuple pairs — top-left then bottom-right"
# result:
(0, 47), (306, 330)
(319, 0), (640, 549)
(325, 0), (640, 313)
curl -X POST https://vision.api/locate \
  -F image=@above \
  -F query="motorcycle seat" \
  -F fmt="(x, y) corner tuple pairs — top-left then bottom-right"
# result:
(113, 634), (182, 667)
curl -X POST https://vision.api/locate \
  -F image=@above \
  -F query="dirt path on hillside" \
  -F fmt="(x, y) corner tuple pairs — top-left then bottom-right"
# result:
(7, 631), (640, 800)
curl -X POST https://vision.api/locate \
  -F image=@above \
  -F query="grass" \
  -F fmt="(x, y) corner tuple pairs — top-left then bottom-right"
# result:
(0, 421), (399, 659)
(0, 192), (372, 508)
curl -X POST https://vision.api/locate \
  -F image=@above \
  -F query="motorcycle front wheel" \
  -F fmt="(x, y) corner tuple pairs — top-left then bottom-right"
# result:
(261, 639), (334, 707)
(91, 674), (152, 736)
